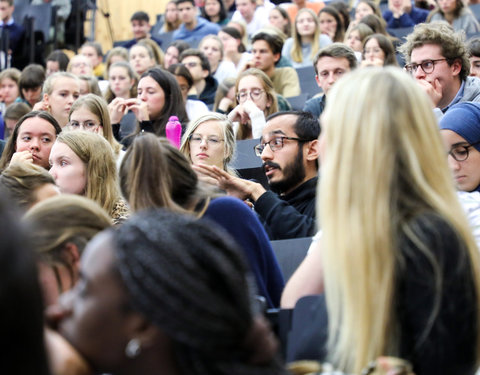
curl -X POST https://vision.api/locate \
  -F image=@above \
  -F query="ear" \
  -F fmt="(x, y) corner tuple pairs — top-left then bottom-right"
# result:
(305, 139), (320, 162)
(61, 242), (81, 279)
(124, 313), (169, 351)
(273, 52), (281, 64)
(202, 69), (209, 79)
(315, 75), (321, 88)
(43, 93), (49, 105)
(451, 58), (462, 77)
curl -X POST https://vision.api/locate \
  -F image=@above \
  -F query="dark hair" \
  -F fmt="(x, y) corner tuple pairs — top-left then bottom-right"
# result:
(330, 1), (350, 30)
(46, 50), (70, 71)
(270, 6), (291, 36)
(130, 10), (149, 22)
(3, 102), (30, 121)
(220, 26), (246, 53)
(468, 37), (480, 58)
(313, 43), (357, 75)
(201, 0), (228, 23)
(19, 64), (46, 95)
(168, 40), (191, 56)
(266, 110), (320, 141)
(363, 33), (398, 66)
(81, 41), (104, 57)
(251, 31), (284, 55)
(0, 111), (62, 171)
(0, 194), (50, 374)
(359, 14), (389, 36)
(176, 0), (195, 6)
(136, 68), (188, 136)
(179, 48), (211, 73)
(168, 63), (194, 88)
(319, 6), (344, 42)
(112, 208), (283, 375)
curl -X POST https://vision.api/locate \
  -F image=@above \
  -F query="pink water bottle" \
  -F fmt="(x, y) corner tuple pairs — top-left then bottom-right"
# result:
(166, 116), (182, 149)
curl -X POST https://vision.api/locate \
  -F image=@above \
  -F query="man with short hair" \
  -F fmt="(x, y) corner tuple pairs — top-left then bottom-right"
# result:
(249, 31), (300, 98)
(173, 0), (220, 43)
(468, 37), (480, 78)
(0, 0), (24, 65)
(180, 48), (218, 106)
(80, 41), (105, 79)
(303, 43), (357, 118)
(196, 111), (320, 240)
(121, 11), (163, 49)
(399, 22), (480, 117)
(231, 0), (268, 39)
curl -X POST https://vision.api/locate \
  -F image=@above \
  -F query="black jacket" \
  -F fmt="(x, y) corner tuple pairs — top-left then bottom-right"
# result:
(255, 177), (317, 240)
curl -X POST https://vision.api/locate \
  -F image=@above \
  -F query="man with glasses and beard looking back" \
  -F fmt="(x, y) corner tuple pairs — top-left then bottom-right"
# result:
(195, 110), (320, 240)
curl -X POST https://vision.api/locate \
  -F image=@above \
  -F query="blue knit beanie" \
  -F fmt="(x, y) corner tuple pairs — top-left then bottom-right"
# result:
(439, 102), (480, 152)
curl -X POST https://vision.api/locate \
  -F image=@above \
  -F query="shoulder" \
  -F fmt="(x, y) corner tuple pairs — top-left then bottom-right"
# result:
(111, 198), (130, 225)
(208, 196), (252, 212)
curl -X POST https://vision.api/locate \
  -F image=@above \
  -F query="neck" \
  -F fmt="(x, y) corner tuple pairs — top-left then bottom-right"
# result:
(264, 65), (275, 78)
(284, 172), (316, 195)
(193, 79), (206, 96)
(210, 61), (219, 73)
(185, 17), (198, 30)
(210, 15), (220, 22)
(244, 13), (254, 23)
(301, 35), (313, 44)
(438, 78), (462, 109)
(225, 50), (240, 64)
(444, 11), (455, 22)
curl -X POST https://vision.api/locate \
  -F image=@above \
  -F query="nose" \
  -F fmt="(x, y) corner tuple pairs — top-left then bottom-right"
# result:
(139, 91), (148, 101)
(447, 154), (461, 171)
(413, 66), (425, 79)
(30, 138), (40, 151)
(260, 144), (273, 162)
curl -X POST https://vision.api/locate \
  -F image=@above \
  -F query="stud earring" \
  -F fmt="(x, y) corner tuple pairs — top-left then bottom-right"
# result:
(125, 338), (141, 358)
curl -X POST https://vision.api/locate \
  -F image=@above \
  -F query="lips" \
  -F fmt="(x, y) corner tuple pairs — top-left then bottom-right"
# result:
(196, 153), (209, 159)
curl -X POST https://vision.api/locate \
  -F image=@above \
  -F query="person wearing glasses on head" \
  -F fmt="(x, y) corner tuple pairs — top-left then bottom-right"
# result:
(399, 22), (480, 119)
(195, 110), (319, 240)
(228, 68), (279, 140)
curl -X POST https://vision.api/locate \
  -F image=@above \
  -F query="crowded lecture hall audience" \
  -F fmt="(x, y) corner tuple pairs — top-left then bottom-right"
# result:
(2, 2), (480, 374)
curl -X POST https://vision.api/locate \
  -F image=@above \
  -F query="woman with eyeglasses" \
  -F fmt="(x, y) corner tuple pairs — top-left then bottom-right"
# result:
(68, 94), (124, 166)
(180, 113), (237, 179)
(440, 102), (480, 192)
(229, 69), (278, 140)
(361, 34), (398, 67)
(281, 67), (480, 374)
(439, 102), (480, 249)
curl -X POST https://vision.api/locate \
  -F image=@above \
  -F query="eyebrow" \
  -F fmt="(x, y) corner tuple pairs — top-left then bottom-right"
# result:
(451, 141), (470, 147)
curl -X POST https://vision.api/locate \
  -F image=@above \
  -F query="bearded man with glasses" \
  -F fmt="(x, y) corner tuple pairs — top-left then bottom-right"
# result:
(399, 22), (480, 118)
(195, 110), (319, 240)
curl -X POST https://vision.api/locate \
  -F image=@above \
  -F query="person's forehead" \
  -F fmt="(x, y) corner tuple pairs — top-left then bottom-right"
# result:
(316, 56), (350, 71)
(263, 115), (297, 136)
(253, 40), (272, 52)
(183, 55), (201, 64)
(178, 2), (194, 9)
(410, 43), (444, 62)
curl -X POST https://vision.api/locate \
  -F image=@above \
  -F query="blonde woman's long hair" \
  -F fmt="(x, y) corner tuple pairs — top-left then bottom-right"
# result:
(56, 131), (121, 217)
(291, 8), (321, 63)
(320, 67), (480, 373)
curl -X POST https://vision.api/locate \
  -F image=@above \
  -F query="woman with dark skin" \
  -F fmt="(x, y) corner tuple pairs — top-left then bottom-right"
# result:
(50, 209), (286, 375)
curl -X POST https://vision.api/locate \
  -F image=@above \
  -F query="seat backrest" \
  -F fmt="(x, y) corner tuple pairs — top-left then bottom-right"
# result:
(231, 138), (269, 189)
(296, 65), (319, 99)
(287, 93), (309, 111)
(270, 236), (311, 282)
(286, 294), (328, 362)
